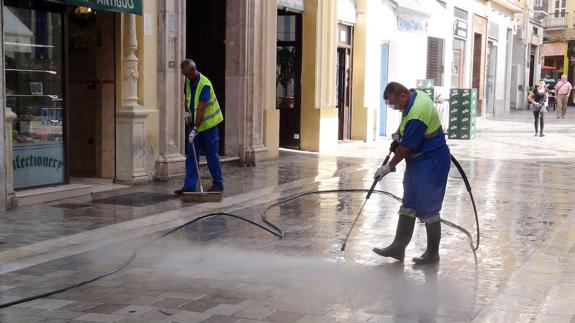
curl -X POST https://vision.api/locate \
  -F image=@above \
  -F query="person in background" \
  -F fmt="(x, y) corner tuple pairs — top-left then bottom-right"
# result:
(528, 80), (548, 137)
(554, 74), (572, 119)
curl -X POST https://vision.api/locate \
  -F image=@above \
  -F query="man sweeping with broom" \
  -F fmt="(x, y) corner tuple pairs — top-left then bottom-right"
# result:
(372, 82), (450, 265)
(175, 59), (224, 195)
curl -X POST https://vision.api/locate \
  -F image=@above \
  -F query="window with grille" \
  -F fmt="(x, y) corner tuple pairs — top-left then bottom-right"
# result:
(454, 7), (468, 20)
(426, 37), (444, 86)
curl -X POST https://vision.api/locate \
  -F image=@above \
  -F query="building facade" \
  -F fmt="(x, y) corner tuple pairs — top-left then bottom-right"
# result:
(1, 0), (160, 209)
(541, 0), (575, 106)
(0, 0), (358, 209)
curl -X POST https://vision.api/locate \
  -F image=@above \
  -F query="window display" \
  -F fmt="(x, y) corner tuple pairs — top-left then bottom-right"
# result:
(4, 2), (65, 189)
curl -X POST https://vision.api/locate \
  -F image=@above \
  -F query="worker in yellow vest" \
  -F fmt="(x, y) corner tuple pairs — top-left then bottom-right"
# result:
(372, 82), (450, 265)
(175, 59), (224, 195)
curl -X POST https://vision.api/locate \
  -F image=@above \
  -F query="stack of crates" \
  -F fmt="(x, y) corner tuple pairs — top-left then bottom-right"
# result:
(448, 88), (477, 139)
(416, 79), (435, 101)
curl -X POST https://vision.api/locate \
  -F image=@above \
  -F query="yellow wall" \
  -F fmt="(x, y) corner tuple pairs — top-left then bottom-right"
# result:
(300, 0), (338, 152)
(263, 0), (280, 160)
(350, 0), (367, 141)
(137, 2), (160, 177)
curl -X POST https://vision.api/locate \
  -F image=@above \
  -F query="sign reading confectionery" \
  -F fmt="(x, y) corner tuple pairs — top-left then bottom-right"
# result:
(13, 143), (65, 189)
(46, 0), (143, 15)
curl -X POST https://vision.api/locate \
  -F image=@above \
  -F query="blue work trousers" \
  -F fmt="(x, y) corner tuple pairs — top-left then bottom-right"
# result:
(185, 126), (224, 190)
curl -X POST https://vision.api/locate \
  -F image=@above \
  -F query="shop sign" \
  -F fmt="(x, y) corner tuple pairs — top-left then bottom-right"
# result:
(397, 14), (428, 33)
(541, 42), (566, 57)
(13, 143), (64, 189)
(277, 0), (304, 11)
(453, 19), (467, 39)
(46, 0), (142, 15)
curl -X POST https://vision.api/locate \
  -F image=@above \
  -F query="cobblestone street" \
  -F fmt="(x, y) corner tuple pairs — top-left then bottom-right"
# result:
(1, 111), (575, 322)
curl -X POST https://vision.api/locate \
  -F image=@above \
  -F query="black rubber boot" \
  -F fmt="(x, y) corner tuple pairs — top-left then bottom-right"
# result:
(373, 215), (416, 261)
(413, 221), (441, 265)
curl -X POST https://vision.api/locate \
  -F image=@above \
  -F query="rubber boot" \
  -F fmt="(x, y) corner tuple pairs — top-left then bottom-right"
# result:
(413, 221), (441, 265)
(373, 215), (416, 261)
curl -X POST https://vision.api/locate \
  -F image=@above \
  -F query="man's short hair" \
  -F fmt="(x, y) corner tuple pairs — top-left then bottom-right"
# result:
(180, 59), (196, 70)
(383, 82), (409, 100)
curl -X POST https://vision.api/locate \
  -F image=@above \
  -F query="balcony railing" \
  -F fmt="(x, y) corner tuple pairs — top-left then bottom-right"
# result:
(546, 12), (568, 28)
(533, 0), (549, 12)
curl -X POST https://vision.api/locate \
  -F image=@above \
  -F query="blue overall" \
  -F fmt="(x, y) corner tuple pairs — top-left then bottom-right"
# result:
(184, 75), (224, 190)
(400, 91), (450, 221)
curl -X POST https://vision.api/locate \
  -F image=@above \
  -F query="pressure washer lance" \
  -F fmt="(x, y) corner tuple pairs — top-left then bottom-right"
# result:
(340, 147), (395, 252)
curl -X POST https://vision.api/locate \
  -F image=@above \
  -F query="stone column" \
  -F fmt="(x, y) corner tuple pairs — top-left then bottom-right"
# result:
(4, 109), (17, 209)
(225, 0), (269, 165)
(116, 14), (150, 184)
(155, 0), (186, 179)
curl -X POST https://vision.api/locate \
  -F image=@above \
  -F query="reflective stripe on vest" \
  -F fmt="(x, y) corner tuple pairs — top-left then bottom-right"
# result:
(185, 74), (224, 132)
(399, 90), (441, 137)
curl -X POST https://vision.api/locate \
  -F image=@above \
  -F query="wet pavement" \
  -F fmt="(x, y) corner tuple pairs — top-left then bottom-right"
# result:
(1, 110), (575, 322)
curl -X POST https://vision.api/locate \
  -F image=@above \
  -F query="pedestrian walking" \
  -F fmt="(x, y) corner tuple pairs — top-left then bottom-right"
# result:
(528, 80), (548, 137)
(554, 74), (572, 119)
(175, 59), (224, 195)
(372, 82), (451, 265)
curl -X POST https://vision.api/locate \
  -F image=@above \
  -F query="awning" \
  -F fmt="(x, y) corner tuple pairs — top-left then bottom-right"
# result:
(277, 0), (304, 12)
(394, 0), (432, 17)
(46, 0), (142, 15)
(338, 0), (356, 24)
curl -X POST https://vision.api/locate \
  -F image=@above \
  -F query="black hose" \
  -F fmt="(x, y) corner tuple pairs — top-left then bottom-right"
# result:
(0, 182), (479, 308)
(449, 154), (480, 251)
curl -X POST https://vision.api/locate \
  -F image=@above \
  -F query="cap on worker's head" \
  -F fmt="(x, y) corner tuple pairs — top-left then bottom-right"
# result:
(383, 82), (409, 100)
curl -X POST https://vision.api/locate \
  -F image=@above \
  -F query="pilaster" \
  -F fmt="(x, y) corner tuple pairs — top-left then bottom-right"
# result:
(155, 0), (187, 179)
(225, 0), (269, 165)
(116, 14), (150, 184)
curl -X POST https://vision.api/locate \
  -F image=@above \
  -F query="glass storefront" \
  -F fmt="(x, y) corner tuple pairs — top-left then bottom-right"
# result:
(4, 1), (65, 189)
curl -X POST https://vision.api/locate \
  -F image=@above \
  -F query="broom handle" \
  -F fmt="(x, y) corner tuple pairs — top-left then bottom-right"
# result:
(190, 139), (204, 193)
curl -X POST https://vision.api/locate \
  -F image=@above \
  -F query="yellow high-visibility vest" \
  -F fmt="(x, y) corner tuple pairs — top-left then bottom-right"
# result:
(185, 74), (223, 132)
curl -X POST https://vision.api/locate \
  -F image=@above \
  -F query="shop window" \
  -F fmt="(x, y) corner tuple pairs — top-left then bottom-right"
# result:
(426, 36), (444, 86)
(4, 2), (65, 189)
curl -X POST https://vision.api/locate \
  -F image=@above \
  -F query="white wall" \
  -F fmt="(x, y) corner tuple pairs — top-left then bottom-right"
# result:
(487, 5), (516, 116)
(364, 0), (400, 139)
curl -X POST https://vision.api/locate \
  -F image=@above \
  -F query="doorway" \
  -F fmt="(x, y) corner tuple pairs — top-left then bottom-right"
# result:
(67, 9), (116, 179)
(379, 43), (389, 136)
(336, 24), (353, 141)
(276, 10), (302, 149)
(529, 45), (536, 88)
(186, 0), (226, 153)
(472, 32), (483, 116)
(485, 40), (497, 116)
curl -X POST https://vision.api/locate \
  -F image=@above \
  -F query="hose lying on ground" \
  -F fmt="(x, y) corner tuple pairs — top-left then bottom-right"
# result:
(0, 185), (479, 309)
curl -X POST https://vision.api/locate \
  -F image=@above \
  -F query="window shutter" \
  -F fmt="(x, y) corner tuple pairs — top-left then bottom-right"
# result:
(426, 37), (444, 86)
